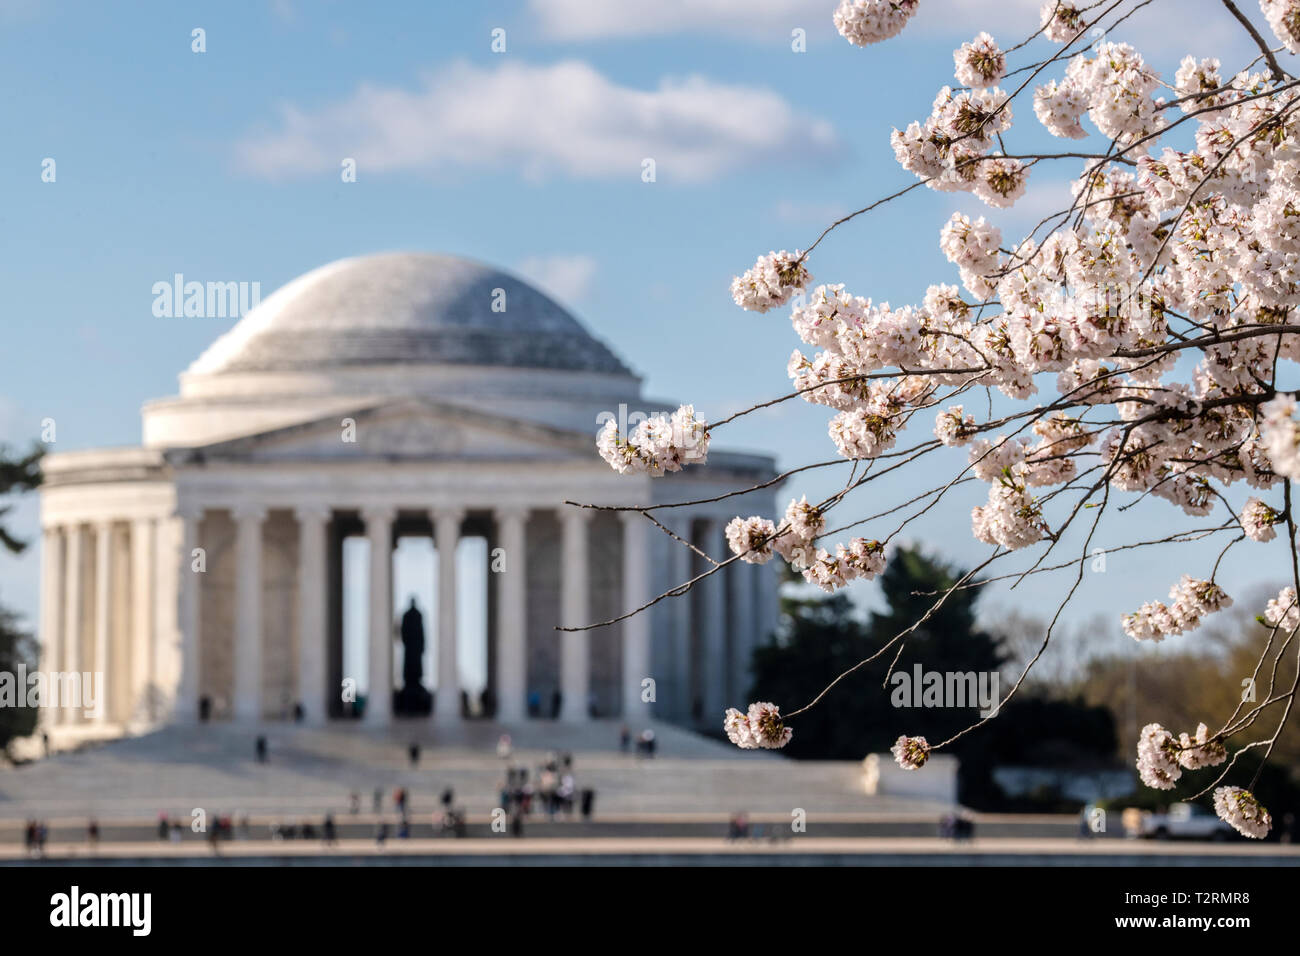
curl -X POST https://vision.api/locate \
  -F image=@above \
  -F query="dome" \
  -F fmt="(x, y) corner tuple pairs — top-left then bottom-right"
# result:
(187, 252), (631, 377)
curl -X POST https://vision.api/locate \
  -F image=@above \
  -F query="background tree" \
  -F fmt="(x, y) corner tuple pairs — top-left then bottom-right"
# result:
(0, 442), (43, 756)
(0, 444), (41, 555)
(751, 545), (1115, 807)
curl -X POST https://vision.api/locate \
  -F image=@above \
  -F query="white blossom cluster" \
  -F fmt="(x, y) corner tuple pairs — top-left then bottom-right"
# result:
(934, 404), (976, 446)
(954, 32), (1006, 89)
(1039, 1), (1088, 43)
(968, 435), (1028, 482)
(1135, 722), (1182, 789)
(1122, 576), (1233, 642)
(596, 405), (709, 476)
(1175, 722), (1228, 770)
(1029, 40), (1172, 145)
(979, 154), (1031, 208)
(971, 477), (1049, 550)
(1213, 785), (1272, 838)
(891, 735), (931, 770)
(1174, 57), (1224, 113)
(833, 0), (919, 47)
(891, 85), (1021, 205)
(829, 406), (900, 459)
(724, 515), (779, 565)
(730, 250), (812, 313)
(725, 496), (886, 593)
(777, 495), (826, 567)
(1240, 496), (1281, 542)
(724, 495), (821, 568)
(1263, 585), (1299, 633)
(939, 212), (1002, 298)
(964, 418), (1089, 549)
(1136, 721), (1228, 789)
(1062, 43), (1164, 146)
(1033, 79), (1089, 139)
(724, 701), (792, 749)
(1260, 395), (1300, 480)
(1260, 0), (1300, 54)
(801, 537), (887, 592)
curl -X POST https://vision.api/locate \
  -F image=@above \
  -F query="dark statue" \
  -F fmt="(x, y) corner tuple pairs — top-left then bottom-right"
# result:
(394, 597), (433, 715)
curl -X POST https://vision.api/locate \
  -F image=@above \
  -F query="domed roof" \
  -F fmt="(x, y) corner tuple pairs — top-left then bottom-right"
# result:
(187, 252), (631, 376)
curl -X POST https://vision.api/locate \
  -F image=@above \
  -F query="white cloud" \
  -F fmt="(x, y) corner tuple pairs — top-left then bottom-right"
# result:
(236, 59), (840, 183)
(527, 0), (818, 41)
(515, 254), (598, 304)
(525, 0), (1267, 61)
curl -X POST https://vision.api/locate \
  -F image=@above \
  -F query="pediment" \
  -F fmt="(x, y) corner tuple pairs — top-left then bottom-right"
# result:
(173, 399), (593, 463)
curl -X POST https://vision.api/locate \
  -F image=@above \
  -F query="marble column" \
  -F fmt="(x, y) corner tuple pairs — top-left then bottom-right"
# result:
(61, 524), (86, 726)
(700, 518), (728, 724)
(296, 505), (330, 724)
(559, 509), (592, 721)
(666, 514), (693, 721)
(174, 510), (202, 723)
(495, 507), (528, 722)
(363, 506), (395, 727)
(619, 513), (652, 720)
(129, 518), (155, 726)
(152, 519), (175, 721)
(757, 560), (781, 659)
(434, 508), (464, 722)
(729, 557), (758, 708)
(38, 526), (63, 728)
(232, 505), (266, 722)
(91, 520), (114, 725)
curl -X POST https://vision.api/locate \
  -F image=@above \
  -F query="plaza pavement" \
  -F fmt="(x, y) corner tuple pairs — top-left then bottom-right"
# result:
(0, 719), (909, 821)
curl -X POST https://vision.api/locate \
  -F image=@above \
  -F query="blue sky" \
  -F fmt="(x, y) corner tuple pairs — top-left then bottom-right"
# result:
(0, 0), (1289, 668)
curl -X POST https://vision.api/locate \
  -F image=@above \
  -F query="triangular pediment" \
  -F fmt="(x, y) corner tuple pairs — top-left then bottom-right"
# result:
(169, 399), (594, 463)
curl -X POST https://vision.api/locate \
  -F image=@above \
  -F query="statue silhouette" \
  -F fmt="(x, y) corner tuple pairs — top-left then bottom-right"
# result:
(395, 597), (433, 715)
(401, 598), (425, 688)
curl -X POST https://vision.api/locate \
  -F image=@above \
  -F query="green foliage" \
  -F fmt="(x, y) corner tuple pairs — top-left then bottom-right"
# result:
(0, 442), (44, 755)
(981, 696), (1117, 766)
(751, 545), (1118, 809)
(752, 546), (1003, 757)
(0, 441), (43, 555)
(0, 603), (38, 753)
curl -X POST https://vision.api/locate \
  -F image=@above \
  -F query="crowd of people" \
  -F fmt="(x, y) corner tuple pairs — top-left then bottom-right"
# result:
(496, 750), (596, 831)
(148, 811), (343, 850)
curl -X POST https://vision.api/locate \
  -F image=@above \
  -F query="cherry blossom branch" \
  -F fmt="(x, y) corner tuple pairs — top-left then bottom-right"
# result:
(1222, 0), (1293, 82)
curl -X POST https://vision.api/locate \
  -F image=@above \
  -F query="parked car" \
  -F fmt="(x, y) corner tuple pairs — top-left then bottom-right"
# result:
(1134, 802), (1234, 840)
